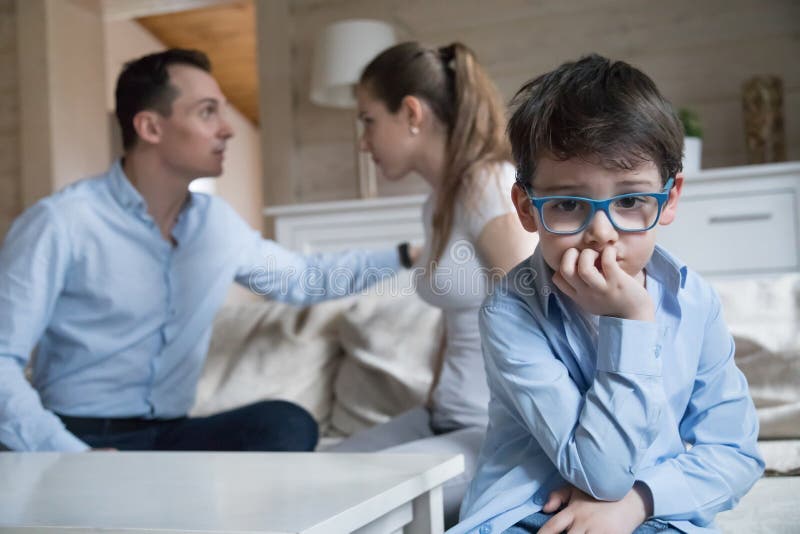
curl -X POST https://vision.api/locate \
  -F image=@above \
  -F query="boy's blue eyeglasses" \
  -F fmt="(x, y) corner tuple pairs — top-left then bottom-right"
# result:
(522, 178), (675, 235)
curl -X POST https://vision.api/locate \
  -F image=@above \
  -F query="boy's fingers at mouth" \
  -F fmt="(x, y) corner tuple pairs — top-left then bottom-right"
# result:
(559, 248), (580, 280)
(578, 248), (599, 265)
(601, 246), (620, 277)
(577, 249), (605, 288)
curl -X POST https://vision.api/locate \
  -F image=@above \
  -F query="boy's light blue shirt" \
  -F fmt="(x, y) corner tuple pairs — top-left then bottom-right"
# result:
(452, 246), (764, 534)
(0, 160), (400, 452)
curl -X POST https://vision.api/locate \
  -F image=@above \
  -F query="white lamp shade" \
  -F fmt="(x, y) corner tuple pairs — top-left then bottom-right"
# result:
(310, 19), (396, 108)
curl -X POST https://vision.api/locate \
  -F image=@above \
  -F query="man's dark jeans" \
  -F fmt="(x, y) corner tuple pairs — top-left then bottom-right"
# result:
(58, 400), (318, 451)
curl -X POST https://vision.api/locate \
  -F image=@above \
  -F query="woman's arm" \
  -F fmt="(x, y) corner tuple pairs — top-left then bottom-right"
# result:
(476, 212), (538, 273)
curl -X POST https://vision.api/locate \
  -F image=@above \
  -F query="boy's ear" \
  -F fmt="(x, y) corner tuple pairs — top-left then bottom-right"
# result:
(132, 110), (163, 145)
(400, 95), (424, 131)
(512, 182), (539, 233)
(658, 174), (684, 226)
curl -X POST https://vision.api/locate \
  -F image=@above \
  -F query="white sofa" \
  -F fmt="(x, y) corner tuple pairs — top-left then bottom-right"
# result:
(193, 287), (800, 533)
(192, 292), (443, 442)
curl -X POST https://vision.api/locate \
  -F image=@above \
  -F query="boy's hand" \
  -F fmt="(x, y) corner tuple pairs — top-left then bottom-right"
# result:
(539, 484), (651, 534)
(551, 246), (654, 321)
(541, 484), (572, 514)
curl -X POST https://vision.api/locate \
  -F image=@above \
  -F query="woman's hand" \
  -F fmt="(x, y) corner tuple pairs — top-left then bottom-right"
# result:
(409, 244), (423, 266)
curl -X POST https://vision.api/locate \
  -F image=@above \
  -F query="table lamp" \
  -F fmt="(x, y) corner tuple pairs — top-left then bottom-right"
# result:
(310, 19), (396, 198)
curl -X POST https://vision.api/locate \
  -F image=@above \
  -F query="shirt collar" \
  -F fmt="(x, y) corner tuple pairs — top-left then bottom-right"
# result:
(528, 247), (561, 318)
(108, 158), (197, 217)
(108, 159), (147, 214)
(647, 245), (688, 294)
(527, 244), (687, 319)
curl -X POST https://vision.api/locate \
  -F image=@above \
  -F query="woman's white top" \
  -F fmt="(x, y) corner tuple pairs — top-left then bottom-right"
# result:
(415, 162), (518, 431)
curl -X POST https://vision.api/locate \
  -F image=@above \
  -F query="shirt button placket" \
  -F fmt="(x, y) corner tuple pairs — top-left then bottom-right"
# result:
(164, 250), (174, 328)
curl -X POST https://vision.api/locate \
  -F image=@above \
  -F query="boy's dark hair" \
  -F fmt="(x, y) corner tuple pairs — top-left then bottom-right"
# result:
(508, 54), (683, 186)
(115, 48), (211, 150)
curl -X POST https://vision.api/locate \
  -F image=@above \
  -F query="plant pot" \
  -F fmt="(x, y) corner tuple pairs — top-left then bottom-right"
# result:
(683, 136), (702, 176)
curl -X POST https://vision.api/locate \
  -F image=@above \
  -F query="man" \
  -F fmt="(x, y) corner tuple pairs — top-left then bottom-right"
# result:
(0, 49), (405, 452)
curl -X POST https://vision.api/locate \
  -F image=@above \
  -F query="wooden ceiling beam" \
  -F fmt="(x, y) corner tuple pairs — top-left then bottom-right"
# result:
(136, 0), (259, 125)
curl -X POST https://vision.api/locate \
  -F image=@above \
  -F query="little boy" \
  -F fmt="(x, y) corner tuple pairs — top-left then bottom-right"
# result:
(451, 55), (764, 534)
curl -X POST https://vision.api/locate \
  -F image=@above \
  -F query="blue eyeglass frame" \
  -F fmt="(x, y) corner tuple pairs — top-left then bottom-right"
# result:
(521, 178), (675, 235)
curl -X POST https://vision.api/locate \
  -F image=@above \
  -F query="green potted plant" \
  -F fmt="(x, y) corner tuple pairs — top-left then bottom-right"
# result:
(678, 107), (703, 174)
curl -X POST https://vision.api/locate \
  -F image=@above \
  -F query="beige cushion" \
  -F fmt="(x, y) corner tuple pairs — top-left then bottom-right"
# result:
(714, 274), (800, 353)
(191, 298), (353, 424)
(330, 293), (442, 436)
(735, 336), (800, 439)
(711, 274), (800, 439)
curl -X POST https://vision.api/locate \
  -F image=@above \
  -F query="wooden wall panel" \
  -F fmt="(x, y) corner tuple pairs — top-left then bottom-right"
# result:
(287, 0), (799, 203)
(0, 0), (20, 239)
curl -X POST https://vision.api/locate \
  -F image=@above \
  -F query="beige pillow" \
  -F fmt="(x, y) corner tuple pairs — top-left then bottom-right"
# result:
(192, 298), (354, 424)
(711, 274), (800, 438)
(330, 293), (442, 436)
(714, 274), (800, 353)
(735, 336), (800, 439)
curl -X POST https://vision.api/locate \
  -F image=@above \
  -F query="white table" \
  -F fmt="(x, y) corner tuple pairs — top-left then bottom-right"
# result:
(0, 452), (464, 533)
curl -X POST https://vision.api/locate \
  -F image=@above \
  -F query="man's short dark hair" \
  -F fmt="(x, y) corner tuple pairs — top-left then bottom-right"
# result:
(114, 48), (211, 150)
(508, 54), (683, 186)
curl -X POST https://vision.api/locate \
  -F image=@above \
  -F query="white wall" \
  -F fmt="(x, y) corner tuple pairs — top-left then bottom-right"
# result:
(17, 0), (110, 208)
(104, 18), (264, 233)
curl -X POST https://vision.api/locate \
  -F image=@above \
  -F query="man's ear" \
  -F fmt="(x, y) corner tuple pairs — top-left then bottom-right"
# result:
(512, 182), (539, 233)
(400, 95), (424, 132)
(658, 174), (684, 226)
(132, 110), (163, 145)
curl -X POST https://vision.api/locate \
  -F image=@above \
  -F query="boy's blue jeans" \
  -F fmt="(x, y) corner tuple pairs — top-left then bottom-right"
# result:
(505, 511), (681, 533)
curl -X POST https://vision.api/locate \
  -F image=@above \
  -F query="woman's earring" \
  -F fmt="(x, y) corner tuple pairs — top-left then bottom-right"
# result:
(410, 126), (419, 136)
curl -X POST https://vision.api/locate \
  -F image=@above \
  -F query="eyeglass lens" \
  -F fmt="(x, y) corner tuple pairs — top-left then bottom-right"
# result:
(541, 195), (660, 232)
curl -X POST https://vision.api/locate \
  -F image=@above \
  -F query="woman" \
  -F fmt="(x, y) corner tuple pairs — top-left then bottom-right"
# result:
(331, 42), (538, 525)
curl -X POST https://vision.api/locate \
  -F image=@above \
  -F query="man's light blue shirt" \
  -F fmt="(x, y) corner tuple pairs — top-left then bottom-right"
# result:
(451, 246), (764, 534)
(0, 161), (401, 452)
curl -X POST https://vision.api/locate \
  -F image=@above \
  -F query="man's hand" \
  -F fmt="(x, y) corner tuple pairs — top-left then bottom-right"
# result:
(551, 246), (654, 321)
(538, 484), (652, 534)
